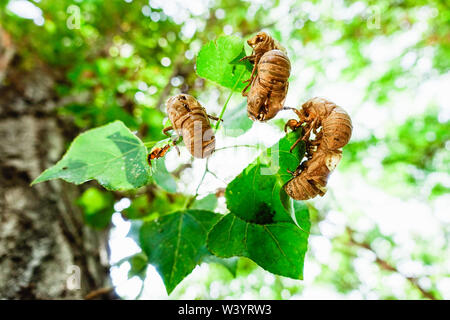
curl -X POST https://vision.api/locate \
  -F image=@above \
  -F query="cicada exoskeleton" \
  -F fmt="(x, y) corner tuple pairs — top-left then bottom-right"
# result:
(164, 94), (219, 159)
(284, 97), (352, 200)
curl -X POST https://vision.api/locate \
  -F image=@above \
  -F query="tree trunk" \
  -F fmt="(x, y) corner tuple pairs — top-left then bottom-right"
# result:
(0, 31), (112, 299)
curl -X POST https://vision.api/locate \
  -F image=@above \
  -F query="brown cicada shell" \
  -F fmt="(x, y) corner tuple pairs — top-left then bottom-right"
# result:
(164, 94), (219, 159)
(240, 32), (291, 122)
(246, 49), (290, 121)
(284, 97), (352, 200)
(240, 31), (286, 88)
(285, 145), (343, 200)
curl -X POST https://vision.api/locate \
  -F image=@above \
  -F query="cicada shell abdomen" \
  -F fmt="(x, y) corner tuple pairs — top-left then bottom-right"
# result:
(166, 94), (215, 159)
(321, 106), (352, 150)
(284, 174), (323, 201)
(297, 98), (352, 150)
(284, 147), (342, 200)
(247, 50), (291, 121)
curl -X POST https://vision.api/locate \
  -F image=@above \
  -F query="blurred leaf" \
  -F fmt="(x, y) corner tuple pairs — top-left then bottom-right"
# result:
(196, 35), (251, 92)
(128, 252), (148, 280)
(77, 187), (114, 229)
(123, 195), (153, 220)
(141, 107), (166, 141)
(191, 194), (218, 211)
(151, 158), (177, 193)
(430, 183), (450, 199)
(123, 191), (188, 220)
(139, 210), (221, 294)
(32, 121), (151, 190)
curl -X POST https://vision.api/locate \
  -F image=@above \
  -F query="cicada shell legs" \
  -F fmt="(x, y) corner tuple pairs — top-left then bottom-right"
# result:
(162, 125), (180, 155)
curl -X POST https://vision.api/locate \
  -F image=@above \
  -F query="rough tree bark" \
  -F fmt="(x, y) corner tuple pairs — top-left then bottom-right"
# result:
(0, 29), (112, 299)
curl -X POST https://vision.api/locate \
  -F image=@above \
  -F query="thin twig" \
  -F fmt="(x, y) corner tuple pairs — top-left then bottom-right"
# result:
(135, 281), (145, 300)
(206, 168), (227, 184)
(214, 144), (259, 152)
(215, 68), (246, 131)
(184, 159), (209, 209)
(84, 287), (114, 300)
(195, 159), (209, 196)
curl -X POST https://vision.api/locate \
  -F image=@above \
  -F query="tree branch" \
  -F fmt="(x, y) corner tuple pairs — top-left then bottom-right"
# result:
(346, 227), (438, 300)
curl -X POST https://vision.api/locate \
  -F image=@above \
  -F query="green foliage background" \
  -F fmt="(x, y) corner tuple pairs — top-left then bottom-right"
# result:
(2, 0), (449, 299)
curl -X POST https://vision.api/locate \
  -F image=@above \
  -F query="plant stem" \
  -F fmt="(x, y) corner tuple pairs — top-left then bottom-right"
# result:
(214, 144), (259, 152)
(215, 68), (246, 131)
(184, 159), (209, 210)
(143, 141), (158, 147)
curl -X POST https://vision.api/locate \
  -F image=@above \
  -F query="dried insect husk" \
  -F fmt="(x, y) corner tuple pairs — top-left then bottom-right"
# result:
(300, 97), (353, 150)
(321, 106), (352, 150)
(284, 148), (341, 200)
(247, 31), (287, 58)
(166, 94), (215, 159)
(247, 50), (291, 121)
(285, 175), (323, 201)
(284, 97), (351, 201)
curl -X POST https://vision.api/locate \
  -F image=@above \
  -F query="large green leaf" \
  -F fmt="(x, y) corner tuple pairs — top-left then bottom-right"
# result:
(207, 211), (310, 280)
(225, 131), (305, 224)
(209, 131), (310, 279)
(32, 121), (150, 190)
(225, 163), (285, 223)
(139, 210), (221, 294)
(196, 35), (251, 92)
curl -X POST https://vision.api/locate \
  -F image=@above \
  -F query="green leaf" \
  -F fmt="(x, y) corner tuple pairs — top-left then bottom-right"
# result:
(225, 131), (305, 224)
(225, 163), (282, 223)
(77, 187), (114, 229)
(123, 191), (188, 220)
(229, 47), (254, 72)
(32, 121), (151, 191)
(430, 183), (450, 199)
(292, 200), (311, 232)
(196, 35), (251, 92)
(223, 100), (253, 137)
(141, 107), (166, 141)
(262, 130), (305, 184)
(209, 131), (310, 279)
(151, 158), (177, 193)
(207, 213), (309, 279)
(123, 195), (153, 220)
(202, 255), (239, 277)
(127, 252), (149, 280)
(139, 210), (221, 294)
(191, 194), (218, 211)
